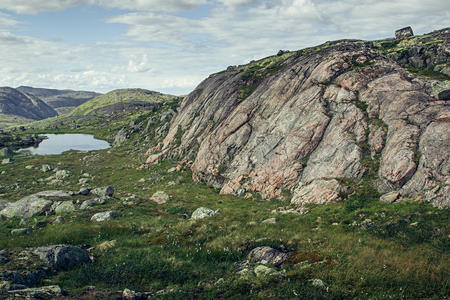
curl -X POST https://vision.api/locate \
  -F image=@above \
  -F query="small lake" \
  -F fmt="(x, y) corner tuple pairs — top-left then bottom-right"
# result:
(20, 134), (110, 155)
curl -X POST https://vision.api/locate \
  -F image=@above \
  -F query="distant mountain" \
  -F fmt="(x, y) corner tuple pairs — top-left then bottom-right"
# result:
(68, 88), (178, 116)
(0, 87), (58, 122)
(16, 86), (101, 115)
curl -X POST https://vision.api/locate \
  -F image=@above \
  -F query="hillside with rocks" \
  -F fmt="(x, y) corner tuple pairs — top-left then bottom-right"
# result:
(16, 86), (100, 115)
(0, 87), (58, 123)
(147, 27), (450, 209)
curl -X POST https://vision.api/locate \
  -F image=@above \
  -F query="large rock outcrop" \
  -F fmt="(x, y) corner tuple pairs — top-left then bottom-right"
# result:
(146, 28), (450, 208)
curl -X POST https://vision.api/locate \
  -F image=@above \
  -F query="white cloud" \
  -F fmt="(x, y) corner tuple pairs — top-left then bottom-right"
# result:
(0, 0), (449, 95)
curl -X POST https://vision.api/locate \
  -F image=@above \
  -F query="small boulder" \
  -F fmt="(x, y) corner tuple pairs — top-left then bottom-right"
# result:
(191, 207), (219, 220)
(395, 26), (413, 39)
(91, 186), (114, 198)
(1, 158), (13, 164)
(437, 89), (450, 100)
(33, 245), (91, 270)
(7, 285), (64, 298)
(254, 265), (281, 277)
(261, 218), (277, 224)
(380, 191), (400, 203)
(41, 164), (52, 173)
(78, 187), (91, 196)
(53, 201), (77, 214)
(91, 211), (115, 222)
(150, 191), (170, 204)
(80, 198), (106, 210)
(309, 278), (329, 291)
(0, 195), (52, 218)
(248, 246), (290, 267)
(11, 227), (32, 235)
(55, 170), (71, 179)
(97, 240), (117, 252)
(52, 216), (64, 224)
(0, 147), (13, 157)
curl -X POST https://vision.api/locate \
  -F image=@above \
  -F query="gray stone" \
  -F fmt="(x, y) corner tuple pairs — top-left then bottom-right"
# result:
(91, 186), (114, 198)
(1, 158), (13, 164)
(32, 245), (91, 270)
(0, 147), (13, 157)
(80, 198), (106, 210)
(380, 191), (400, 203)
(52, 216), (64, 224)
(261, 218), (277, 224)
(41, 164), (52, 172)
(35, 190), (72, 197)
(78, 187), (91, 195)
(254, 265), (281, 277)
(11, 227), (32, 235)
(248, 246), (290, 267)
(91, 211), (115, 222)
(113, 128), (128, 147)
(55, 169), (71, 179)
(0, 200), (8, 211)
(395, 26), (414, 39)
(53, 201), (77, 214)
(309, 278), (329, 291)
(191, 207), (219, 220)
(150, 191), (170, 204)
(0, 195), (52, 218)
(7, 285), (64, 298)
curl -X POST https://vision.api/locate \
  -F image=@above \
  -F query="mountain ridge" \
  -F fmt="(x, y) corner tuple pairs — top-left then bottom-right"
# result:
(146, 27), (450, 209)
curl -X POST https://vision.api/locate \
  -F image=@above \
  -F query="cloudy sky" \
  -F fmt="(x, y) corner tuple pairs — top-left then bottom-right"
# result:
(0, 0), (448, 95)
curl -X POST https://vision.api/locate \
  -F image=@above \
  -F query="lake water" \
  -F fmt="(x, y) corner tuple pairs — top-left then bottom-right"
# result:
(20, 134), (110, 155)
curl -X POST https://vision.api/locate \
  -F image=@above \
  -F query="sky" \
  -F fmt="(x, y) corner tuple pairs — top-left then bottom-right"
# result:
(0, 0), (449, 95)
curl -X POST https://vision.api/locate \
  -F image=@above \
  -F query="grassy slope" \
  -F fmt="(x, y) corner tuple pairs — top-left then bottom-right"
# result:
(0, 113), (34, 128)
(69, 88), (177, 116)
(0, 106), (448, 299)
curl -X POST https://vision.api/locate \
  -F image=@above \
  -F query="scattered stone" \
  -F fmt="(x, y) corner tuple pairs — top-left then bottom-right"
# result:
(122, 288), (149, 300)
(0, 195), (52, 218)
(309, 278), (329, 291)
(11, 227), (32, 235)
(438, 89), (450, 100)
(0, 200), (8, 211)
(380, 191), (400, 203)
(41, 164), (52, 172)
(55, 170), (71, 179)
(261, 217), (277, 224)
(91, 186), (114, 198)
(35, 190), (72, 197)
(25, 165), (34, 169)
(53, 201), (77, 214)
(52, 216), (64, 224)
(7, 285), (64, 298)
(33, 245), (91, 270)
(254, 265), (282, 277)
(1, 158), (13, 164)
(395, 26), (414, 39)
(167, 167), (177, 173)
(79, 177), (91, 185)
(191, 207), (219, 220)
(248, 246), (290, 267)
(80, 198), (106, 210)
(151, 191), (170, 204)
(91, 211), (115, 222)
(79, 187), (91, 195)
(0, 147), (13, 157)
(272, 206), (310, 215)
(97, 240), (117, 252)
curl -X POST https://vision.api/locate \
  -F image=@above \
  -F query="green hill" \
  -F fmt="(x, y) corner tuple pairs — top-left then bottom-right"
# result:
(69, 88), (178, 116)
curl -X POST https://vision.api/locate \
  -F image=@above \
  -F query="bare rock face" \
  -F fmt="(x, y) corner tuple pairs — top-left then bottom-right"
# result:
(395, 27), (414, 39)
(146, 29), (449, 208)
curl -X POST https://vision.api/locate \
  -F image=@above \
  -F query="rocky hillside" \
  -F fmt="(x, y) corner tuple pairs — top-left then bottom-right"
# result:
(0, 87), (58, 121)
(16, 86), (100, 115)
(147, 27), (450, 209)
(68, 88), (178, 116)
